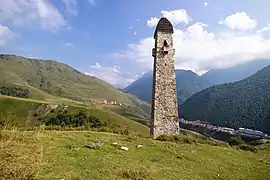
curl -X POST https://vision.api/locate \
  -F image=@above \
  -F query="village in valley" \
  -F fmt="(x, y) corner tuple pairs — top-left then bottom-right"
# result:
(180, 118), (269, 139)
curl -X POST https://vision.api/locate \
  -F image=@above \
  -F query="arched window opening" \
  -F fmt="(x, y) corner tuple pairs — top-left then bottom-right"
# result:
(163, 40), (169, 54)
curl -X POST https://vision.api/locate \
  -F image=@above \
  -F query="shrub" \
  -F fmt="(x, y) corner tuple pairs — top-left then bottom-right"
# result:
(97, 126), (113, 133)
(0, 86), (29, 98)
(33, 113), (38, 117)
(248, 139), (268, 146)
(42, 111), (106, 129)
(239, 144), (258, 153)
(155, 134), (229, 147)
(122, 167), (151, 180)
(156, 134), (198, 144)
(229, 136), (245, 146)
(112, 125), (133, 136)
(155, 134), (169, 141)
(183, 137), (197, 144)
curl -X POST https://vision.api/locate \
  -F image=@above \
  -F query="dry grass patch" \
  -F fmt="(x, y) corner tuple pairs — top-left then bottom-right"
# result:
(0, 129), (43, 180)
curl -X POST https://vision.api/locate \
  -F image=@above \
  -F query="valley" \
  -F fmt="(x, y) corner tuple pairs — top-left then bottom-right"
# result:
(2, 1), (270, 179)
(2, 54), (269, 135)
(180, 65), (270, 134)
(1, 54), (270, 180)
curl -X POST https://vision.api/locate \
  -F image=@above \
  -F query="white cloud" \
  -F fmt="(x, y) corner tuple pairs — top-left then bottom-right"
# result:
(113, 37), (154, 69)
(62, 0), (77, 16)
(147, 9), (191, 27)
(85, 62), (137, 88)
(203, 2), (208, 8)
(113, 18), (270, 73)
(256, 24), (270, 33)
(0, 0), (67, 31)
(219, 12), (257, 31)
(0, 24), (17, 45)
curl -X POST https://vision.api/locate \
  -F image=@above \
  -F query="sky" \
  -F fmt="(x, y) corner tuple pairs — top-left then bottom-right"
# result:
(1, 0), (270, 88)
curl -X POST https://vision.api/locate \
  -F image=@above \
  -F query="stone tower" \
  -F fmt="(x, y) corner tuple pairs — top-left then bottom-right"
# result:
(150, 17), (180, 139)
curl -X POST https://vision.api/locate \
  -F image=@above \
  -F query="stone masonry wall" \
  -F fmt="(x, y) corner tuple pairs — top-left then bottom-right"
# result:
(150, 31), (180, 139)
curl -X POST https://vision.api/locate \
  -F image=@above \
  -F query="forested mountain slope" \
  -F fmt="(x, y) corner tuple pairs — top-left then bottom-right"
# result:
(180, 66), (270, 133)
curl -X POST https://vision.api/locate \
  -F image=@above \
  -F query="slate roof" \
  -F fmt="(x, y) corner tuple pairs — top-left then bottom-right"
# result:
(154, 17), (174, 38)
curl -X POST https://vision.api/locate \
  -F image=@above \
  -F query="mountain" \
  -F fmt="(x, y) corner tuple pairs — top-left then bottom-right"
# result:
(0, 54), (150, 120)
(180, 65), (270, 134)
(124, 70), (212, 105)
(202, 59), (270, 85)
(123, 71), (153, 103)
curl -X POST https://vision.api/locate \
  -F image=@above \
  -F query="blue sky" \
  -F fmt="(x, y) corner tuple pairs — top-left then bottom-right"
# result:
(1, 0), (270, 88)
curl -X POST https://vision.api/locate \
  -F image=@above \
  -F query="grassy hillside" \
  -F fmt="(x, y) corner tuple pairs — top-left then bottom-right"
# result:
(0, 95), (149, 135)
(124, 70), (211, 105)
(0, 54), (150, 120)
(1, 130), (269, 180)
(0, 54), (120, 101)
(180, 65), (270, 134)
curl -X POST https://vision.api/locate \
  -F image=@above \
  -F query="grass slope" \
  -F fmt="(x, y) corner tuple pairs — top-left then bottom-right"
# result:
(1, 130), (269, 180)
(0, 54), (150, 119)
(0, 95), (149, 135)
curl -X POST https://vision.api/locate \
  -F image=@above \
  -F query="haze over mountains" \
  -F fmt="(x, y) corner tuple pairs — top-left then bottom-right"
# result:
(202, 59), (270, 85)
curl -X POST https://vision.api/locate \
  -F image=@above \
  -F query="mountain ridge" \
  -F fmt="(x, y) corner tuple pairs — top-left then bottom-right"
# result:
(124, 69), (212, 105)
(202, 59), (270, 85)
(180, 65), (270, 134)
(0, 54), (151, 121)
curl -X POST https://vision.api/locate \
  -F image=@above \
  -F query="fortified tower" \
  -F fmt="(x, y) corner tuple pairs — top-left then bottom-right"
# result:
(150, 17), (180, 138)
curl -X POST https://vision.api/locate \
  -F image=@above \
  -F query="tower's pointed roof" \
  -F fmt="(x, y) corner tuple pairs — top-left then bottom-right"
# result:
(154, 17), (174, 38)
